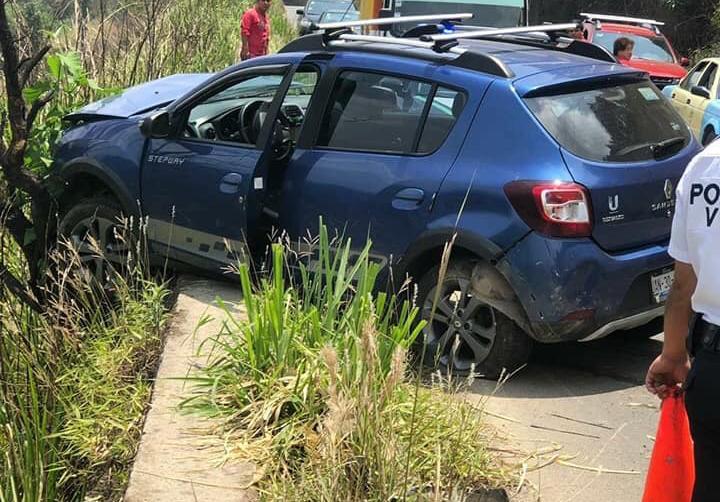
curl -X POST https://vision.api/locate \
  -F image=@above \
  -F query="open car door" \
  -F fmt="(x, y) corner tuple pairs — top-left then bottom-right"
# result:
(140, 61), (302, 272)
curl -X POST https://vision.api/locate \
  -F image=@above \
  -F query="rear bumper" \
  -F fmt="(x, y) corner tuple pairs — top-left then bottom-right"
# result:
(500, 232), (671, 343)
(578, 306), (664, 342)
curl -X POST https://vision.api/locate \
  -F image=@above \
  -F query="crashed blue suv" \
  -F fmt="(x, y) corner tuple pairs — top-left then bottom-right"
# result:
(52, 21), (700, 377)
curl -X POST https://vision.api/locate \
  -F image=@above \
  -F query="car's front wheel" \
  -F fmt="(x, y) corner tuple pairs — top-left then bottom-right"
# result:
(416, 260), (532, 379)
(58, 197), (130, 284)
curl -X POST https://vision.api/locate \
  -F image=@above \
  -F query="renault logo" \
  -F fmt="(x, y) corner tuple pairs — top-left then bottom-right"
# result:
(664, 179), (674, 200)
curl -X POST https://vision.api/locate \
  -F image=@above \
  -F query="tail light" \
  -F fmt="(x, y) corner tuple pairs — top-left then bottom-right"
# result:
(504, 181), (593, 237)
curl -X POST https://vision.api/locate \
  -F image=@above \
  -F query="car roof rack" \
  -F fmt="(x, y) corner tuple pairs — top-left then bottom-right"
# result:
(580, 13), (665, 26)
(580, 12), (664, 34)
(280, 21), (616, 78)
(421, 23), (580, 44)
(315, 12), (473, 31)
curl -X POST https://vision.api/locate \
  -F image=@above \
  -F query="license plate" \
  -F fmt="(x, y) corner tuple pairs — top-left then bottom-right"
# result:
(651, 269), (674, 303)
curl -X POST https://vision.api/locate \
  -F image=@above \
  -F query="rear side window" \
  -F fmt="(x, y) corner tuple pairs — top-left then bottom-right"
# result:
(316, 71), (464, 154)
(526, 81), (690, 163)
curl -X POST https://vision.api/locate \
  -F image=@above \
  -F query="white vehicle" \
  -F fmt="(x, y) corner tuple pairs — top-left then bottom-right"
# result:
(387, 0), (527, 32)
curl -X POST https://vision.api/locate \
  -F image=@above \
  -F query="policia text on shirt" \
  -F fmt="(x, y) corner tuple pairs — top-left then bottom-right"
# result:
(689, 183), (720, 227)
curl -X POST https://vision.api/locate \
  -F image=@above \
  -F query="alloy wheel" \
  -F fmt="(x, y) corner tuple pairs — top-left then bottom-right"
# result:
(68, 214), (128, 284)
(422, 276), (497, 373)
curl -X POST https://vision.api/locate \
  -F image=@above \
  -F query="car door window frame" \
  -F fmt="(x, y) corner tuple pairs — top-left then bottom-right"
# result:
(309, 68), (467, 157)
(698, 63), (718, 94)
(166, 63), (294, 150)
(681, 61), (709, 91)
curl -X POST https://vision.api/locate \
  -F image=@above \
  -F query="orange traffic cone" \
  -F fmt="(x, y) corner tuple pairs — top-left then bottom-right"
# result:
(642, 393), (695, 502)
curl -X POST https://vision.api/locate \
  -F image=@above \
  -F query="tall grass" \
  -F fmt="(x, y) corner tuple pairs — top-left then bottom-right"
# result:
(0, 219), (170, 501)
(53, 0), (296, 90)
(183, 227), (509, 500)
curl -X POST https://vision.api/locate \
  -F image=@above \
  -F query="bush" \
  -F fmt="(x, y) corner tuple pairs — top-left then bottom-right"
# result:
(183, 226), (509, 500)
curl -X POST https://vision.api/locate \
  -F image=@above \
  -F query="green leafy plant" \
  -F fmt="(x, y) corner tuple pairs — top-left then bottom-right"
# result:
(183, 225), (509, 500)
(23, 51), (115, 176)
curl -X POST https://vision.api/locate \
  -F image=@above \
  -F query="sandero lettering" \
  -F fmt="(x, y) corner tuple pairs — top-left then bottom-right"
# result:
(690, 183), (720, 227)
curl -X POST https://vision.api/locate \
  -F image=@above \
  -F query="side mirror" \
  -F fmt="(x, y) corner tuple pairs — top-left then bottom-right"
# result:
(680, 57), (690, 67)
(139, 110), (171, 138)
(296, 9), (304, 15)
(691, 85), (711, 99)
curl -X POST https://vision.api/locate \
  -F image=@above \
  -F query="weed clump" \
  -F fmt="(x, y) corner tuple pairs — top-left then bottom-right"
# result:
(184, 226), (509, 500)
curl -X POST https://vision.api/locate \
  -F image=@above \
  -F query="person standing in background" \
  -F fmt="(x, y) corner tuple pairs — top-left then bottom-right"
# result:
(238, 0), (271, 61)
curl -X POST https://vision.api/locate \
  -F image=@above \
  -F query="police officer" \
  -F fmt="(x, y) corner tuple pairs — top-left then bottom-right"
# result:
(646, 140), (720, 502)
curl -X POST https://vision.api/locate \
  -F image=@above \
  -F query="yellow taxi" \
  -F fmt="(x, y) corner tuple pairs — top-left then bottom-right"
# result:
(663, 58), (720, 145)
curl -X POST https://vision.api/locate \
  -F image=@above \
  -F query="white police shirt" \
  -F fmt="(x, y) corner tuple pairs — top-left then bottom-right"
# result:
(669, 139), (720, 325)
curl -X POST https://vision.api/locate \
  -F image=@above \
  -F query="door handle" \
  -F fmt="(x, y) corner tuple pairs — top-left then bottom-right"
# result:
(219, 173), (243, 194)
(392, 188), (425, 210)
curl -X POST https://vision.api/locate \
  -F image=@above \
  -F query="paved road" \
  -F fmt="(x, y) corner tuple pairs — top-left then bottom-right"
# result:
(471, 324), (665, 502)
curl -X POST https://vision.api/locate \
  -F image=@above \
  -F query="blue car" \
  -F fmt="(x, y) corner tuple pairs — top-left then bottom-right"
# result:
(53, 22), (700, 377)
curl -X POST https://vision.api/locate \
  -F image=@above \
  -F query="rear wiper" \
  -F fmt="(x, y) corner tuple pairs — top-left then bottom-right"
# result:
(651, 136), (685, 160)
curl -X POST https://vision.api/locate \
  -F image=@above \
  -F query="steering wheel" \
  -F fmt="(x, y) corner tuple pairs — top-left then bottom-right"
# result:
(239, 100), (268, 144)
(240, 100), (295, 160)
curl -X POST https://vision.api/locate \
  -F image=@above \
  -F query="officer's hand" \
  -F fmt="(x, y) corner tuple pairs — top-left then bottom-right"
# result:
(645, 354), (690, 399)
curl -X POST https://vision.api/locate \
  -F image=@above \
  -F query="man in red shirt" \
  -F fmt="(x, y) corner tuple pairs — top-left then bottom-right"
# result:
(239, 0), (271, 61)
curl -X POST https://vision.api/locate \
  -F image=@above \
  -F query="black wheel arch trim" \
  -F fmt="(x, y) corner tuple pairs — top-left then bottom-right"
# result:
(55, 158), (138, 216)
(398, 229), (506, 277)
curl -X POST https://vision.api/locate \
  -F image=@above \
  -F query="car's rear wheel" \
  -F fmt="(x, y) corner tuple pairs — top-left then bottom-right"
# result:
(416, 261), (532, 379)
(58, 197), (130, 285)
(703, 127), (716, 146)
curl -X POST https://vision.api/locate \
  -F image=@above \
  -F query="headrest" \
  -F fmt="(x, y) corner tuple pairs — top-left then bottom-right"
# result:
(452, 93), (467, 118)
(354, 85), (398, 108)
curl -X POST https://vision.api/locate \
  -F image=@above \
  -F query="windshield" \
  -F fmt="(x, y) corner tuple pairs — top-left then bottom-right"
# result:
(392, 0), (524, 33)
(306, 0), (354, 15)
(593, 32), (675, 63)
(526, 81), (690, 162)
(319, 9), (359, 23)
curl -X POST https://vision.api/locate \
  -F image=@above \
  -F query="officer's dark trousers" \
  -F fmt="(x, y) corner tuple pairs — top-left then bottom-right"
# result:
(685, 350), (720, 502)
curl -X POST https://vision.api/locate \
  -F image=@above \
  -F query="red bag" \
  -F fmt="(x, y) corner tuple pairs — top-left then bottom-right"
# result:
(642, 393), (695, 502)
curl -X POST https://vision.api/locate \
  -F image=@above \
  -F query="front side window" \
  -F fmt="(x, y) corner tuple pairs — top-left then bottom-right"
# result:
(699, 63), (718, 93)
(181, 68), (319, 146)
(526, 81), (690, 163)
(682, 62), (709, 90)
(183, 74), (285, 145)
(316, 71), (464, 154)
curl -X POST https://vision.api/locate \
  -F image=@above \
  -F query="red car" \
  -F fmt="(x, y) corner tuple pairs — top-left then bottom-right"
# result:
(580, 13), (689, 88)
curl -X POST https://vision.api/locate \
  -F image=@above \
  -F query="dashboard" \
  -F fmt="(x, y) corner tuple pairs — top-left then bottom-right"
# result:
(186, 98), (308, 144)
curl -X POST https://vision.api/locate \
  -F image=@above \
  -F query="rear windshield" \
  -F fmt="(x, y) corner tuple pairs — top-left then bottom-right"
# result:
(525, 81), (690, 163)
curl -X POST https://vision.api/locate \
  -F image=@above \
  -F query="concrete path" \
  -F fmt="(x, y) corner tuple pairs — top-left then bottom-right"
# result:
(124, 273), (664, 501)
(472, 326), (664, 502)
(125, 277), (255, 502)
